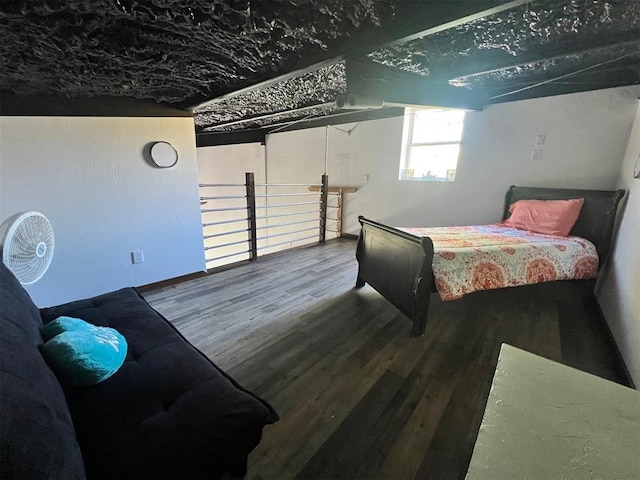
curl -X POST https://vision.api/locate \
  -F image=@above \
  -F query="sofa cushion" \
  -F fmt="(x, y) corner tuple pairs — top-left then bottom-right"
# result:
(40, 287), (278, 479)
(0, 260), (86, 479)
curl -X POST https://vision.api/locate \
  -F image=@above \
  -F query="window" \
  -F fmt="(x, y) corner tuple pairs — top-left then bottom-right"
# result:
(399, 108), (466, 182)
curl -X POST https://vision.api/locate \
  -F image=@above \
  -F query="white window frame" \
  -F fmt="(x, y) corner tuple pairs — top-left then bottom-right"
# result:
(399, 108), (466, 182)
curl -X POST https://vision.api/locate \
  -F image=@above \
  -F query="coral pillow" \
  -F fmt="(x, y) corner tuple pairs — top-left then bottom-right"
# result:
(502, 198), (584, 236)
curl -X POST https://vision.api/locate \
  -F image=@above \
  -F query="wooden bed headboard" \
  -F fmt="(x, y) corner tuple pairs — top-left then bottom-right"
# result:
(503, 186), (625, 267)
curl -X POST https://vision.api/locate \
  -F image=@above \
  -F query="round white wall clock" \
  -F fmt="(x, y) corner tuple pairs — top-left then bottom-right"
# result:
(150, 141), (178, 168)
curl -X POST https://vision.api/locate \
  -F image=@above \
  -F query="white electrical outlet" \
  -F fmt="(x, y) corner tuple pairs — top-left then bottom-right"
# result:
(532, 150), (543, 161)
(534, 134), (546, 147)
(132, 250), (144, 264)
(363, 173), (369, 183)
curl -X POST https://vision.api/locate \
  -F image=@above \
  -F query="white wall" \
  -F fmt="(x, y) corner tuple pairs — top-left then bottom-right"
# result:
(0, 116), (205, 307)
(198, 143), (266, 268)
(597, 102), (640, 386)
(198, 143), (266, 183)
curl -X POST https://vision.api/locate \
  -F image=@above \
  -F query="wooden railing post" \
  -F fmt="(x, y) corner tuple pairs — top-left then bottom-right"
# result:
(246, 172), (258, 260)
(336, 187), (344, 237)
(319, 174), (328, 243)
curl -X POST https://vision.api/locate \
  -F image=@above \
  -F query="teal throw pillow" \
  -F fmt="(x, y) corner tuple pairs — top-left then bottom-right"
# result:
(41, 316), (92, 342)
(41, 325), (128, 387)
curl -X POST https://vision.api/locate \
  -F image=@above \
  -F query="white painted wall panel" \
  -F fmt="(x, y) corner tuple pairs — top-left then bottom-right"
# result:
(0, 116), (205, 307)
(197, 143), (266, 267)
(597, 102), (640, 387)
(198, 143), (266, 184)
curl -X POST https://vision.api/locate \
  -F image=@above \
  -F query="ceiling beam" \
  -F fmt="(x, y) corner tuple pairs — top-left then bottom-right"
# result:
(189, 0), (528, 111)
(373, 0), (530, 51)
(450, 35), (640, 86)
(266, 107), (405, 135)
(487, 79), (640, 104)
(188, 58), (341, 111)
(345, 59), (485, 110)
(488, 51), (640, 101)
(195, 107), (406, 144)
(0, 92), (192, 117)
(487, 68), (640, 104)
(199, 103), (336, 132)
(196, 129), (266, 147)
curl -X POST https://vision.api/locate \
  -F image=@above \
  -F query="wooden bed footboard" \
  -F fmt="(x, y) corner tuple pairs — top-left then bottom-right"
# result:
(355, 216), (434, 337)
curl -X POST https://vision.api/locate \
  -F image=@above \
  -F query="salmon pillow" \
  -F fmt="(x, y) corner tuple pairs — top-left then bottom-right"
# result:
(502, 198), (584, 236)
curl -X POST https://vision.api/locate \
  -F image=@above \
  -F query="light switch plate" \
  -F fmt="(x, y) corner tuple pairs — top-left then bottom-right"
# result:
(132, 250), (144, 264)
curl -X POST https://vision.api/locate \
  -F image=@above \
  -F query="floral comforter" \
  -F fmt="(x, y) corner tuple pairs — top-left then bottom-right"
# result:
(398, 224), (599, 301)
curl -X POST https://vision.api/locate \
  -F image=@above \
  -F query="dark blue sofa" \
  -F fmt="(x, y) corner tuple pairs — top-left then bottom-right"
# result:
(0, 259), (277, 479)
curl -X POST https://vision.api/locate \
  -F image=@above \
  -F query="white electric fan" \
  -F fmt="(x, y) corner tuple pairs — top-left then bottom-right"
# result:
(0, 212), (55, 285)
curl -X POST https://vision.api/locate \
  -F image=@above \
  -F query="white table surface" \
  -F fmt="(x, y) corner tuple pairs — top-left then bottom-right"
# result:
(466, 344), (640, 480)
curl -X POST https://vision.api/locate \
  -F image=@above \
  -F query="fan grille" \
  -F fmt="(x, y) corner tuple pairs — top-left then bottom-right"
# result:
(1, 212), (55, 285)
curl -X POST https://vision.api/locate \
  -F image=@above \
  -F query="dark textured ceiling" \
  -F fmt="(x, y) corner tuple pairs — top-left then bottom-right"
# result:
(1, 1), (639, 143)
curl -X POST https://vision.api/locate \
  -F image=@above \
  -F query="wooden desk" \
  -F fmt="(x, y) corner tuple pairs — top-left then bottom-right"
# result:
(466, 344), (640, 479)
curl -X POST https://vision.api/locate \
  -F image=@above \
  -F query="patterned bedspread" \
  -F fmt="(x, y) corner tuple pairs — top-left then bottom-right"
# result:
(398, 225), (599, 301)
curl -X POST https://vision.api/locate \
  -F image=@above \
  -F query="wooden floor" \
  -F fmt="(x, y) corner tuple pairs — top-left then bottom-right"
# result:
(142, 238), (629, 480)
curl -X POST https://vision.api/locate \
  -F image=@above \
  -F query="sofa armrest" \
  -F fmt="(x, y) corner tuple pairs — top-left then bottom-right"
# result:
(1, 259), (86, 479)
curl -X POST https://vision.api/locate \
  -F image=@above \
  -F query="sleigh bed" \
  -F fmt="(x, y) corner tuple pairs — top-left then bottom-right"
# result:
(355, 186), (625, 337)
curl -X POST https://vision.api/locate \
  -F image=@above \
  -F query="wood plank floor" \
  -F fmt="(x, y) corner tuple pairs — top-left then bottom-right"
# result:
(142, 238), (629, 480)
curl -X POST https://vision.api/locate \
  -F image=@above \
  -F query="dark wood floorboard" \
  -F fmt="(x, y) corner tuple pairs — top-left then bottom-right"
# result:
(142, 238), (630, 480)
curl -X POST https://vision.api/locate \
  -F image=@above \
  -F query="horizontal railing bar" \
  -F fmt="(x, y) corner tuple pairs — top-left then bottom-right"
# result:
(200, 183), (334, 189)
(326, 217), (339, 221)
(256, 218), (318, 231)
(326, 205), (339, 209)
(199, 183), (246, 188)
(206, 250), (250, 262)
(255, 201), (318, 209)
(256, 227), (318, 241)
(204, 228), (249, 239)
(255, 183), (322, 187)
(202, 206), (247, 213)
(255, 193), (319, 198)
(201, 195), (247, 200)
(204, 238), (249, 250)
(255, 209), (320, 220)
(203, 218), (247, 227)
(326, 229), (339, 233)
(258, 234), (319, 250)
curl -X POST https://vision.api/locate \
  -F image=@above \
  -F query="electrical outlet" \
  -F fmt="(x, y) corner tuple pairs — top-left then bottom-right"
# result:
(363, 173), (369, 183)
(132, 250), (144, 264)
(534, 134), (546, 147)
(531, 150), (543, 161)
